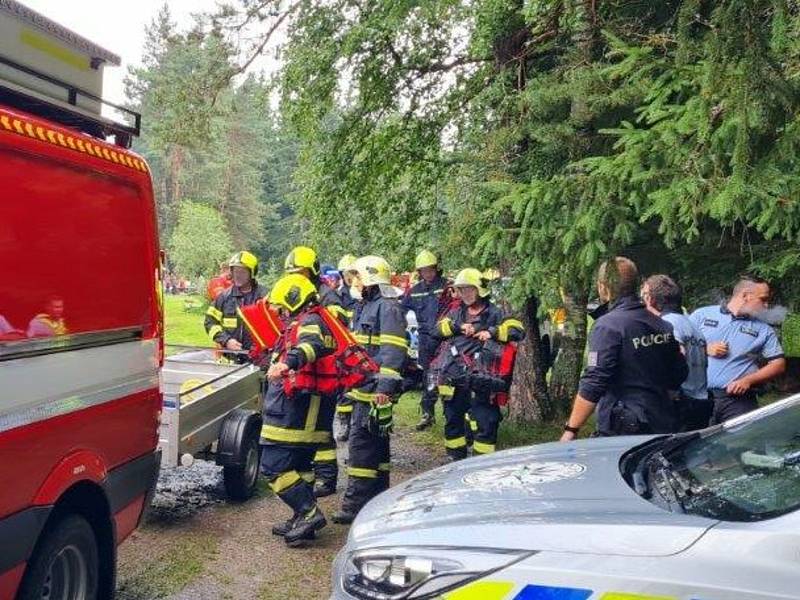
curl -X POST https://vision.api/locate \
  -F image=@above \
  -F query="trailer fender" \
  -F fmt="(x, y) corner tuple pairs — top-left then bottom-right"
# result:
(216, 409), (262, 468)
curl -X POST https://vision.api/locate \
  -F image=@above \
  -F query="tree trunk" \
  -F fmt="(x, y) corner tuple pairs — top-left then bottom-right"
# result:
(508, 295), (555, 423)
(548, 288), (588, 418)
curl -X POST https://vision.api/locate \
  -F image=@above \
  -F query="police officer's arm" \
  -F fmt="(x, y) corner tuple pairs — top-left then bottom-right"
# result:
(375, 301), (409, 400)
(204, 294), (232, 347)
(663, 331), (689, 391)
(283, 314), (330, 371)
(727, 329), (786, 395)
(561, 322), (622, 441)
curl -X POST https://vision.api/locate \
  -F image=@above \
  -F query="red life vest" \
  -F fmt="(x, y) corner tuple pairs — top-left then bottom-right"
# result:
(238, 298), (285, 358)
(282, 306), (378, 396)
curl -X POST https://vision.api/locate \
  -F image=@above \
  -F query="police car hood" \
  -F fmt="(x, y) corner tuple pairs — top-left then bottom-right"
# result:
(348, 437), (717, 557)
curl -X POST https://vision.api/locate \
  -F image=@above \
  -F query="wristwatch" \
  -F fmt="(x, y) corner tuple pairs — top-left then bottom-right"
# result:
(563, 423), (580, 435)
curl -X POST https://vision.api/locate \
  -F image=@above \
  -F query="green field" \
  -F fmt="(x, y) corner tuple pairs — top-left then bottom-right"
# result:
(164, 294), (210, 348)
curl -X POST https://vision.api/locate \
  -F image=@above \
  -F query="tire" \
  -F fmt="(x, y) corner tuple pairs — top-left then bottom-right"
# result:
(222, 425), (261, 501)
(18, 514), (99, 600)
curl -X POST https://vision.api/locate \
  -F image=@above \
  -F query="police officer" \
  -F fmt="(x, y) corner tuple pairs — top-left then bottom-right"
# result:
(260, 274), (336, 547)
(284, 246), (348, 497)
(401, 250), (453, 431)
(560, 257), (688, 441)
(690, 276), (786, 424)
(433, 268), (525, 459)
(641, 275), (710, 430)
(204, 251), (266, 361)
(333, 256), (407, 524)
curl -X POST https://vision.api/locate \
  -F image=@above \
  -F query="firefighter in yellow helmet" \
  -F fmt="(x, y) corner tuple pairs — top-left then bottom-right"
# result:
(432, 268), (525, 460)
(333, 256), (408, 524)
(400, 250), (454, 430)
(284, 246), (349, 497)
(337, 254), (359, 315)
(331, 254), (361, 445)
(203, 251), (266, 362)
(260, 274), (336, 546)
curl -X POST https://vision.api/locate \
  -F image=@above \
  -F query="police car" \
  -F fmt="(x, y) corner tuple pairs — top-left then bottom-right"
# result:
(331, 395), (800, 600)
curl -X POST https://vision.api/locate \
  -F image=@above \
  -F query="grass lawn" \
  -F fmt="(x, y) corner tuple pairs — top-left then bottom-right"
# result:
(164, 293), (209, 347)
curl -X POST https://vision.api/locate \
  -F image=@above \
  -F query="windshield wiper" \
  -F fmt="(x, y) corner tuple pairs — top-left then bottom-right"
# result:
(630, 432), (701, 499)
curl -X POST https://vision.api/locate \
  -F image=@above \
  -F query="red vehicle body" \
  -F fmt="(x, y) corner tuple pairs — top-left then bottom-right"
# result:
(0, 102), (162, 598)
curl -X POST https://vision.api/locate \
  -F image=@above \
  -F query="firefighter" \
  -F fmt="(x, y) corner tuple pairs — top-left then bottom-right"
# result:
(27, 296), (68, 337)
(333, 254), (360, 443)
(284, 246), (347, 497)
(206, 260), (233, 302)
(333, 255), (407, 524)
(401, 250), (452, 430)
(260, 274), (336, 547)
(433, 268), (525, 460)
(203, 251), (266, 362)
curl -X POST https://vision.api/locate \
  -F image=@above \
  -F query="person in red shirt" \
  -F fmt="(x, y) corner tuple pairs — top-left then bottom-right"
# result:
(207, 261), (233, 302)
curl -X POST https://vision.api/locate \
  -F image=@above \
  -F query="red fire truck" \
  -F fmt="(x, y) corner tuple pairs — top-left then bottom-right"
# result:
(0, 2), (162, 598)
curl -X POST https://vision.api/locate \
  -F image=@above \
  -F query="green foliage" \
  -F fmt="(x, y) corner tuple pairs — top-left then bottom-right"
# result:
(168, 202), (234, 278)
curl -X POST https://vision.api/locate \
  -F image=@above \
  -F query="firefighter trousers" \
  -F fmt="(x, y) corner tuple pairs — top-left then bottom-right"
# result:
(340, 401), (390, 515)
(442, 387), (501, 459)
(260, 444), (317, 518)
(313, 439), (338, 489)
(418, 333), (439, 416)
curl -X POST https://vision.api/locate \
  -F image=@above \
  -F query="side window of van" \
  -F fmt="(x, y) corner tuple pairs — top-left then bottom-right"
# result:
(0, 148), (154, 351)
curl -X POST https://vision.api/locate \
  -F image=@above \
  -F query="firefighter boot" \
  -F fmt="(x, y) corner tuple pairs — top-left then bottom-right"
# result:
(284, 506), (327, 547)
(271, 514), (298, 537)
(414, 412), (435, 431)
(313, 481), (336, 498)
(331, 509), (357, 525)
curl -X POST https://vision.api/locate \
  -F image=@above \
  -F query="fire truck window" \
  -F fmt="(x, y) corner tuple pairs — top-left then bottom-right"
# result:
(0, 148), (155, 346)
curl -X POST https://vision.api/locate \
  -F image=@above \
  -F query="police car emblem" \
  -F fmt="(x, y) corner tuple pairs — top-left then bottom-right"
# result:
(462, 461), (586, 491)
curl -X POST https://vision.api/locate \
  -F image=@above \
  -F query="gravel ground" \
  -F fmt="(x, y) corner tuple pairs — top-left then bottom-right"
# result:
(116, 426), (446, 600)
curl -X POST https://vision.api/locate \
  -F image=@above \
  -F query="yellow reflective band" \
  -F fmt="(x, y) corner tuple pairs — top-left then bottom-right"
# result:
(326, 304), (349, 319)
(300, 471), (316, 483)
(298, 324), (322, 337)
(438, 385), (455, 398)
(223, 317), (238, 328)
(208, 325), (223, 340)
(314, 449), (337, 462)
(600, 594), (678, 600)
(354, 333), (372, 345)
(473, 441), (496, 454)
(444, 581), (515, 600)
(347, 389), (376, 403)
(380, 334), (408, 349)
(298, 342), (317, 363)
(269, 471), (301, 494)
(305, 395), (321, 431)
(336, 404), (354, 413)
(439, 318), (454, 337)
(323, 334), (336, 348)
(379, 366), (401, 378)
(206, 306), (223, 321)
(378, 462), (391, 472)
(348, 467), (378, 478)
(261, 425), (330, 444)
(498, 318), (524, 342)
(469, 419), (479, 432)
(445, 436), (467, 449)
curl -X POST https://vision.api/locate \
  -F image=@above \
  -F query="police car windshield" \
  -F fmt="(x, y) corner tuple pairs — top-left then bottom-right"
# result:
(657, 397), (800, 522)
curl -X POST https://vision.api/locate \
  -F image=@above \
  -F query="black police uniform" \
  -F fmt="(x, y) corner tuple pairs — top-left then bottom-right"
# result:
(401, 275), (451, 416)
(312, 282), (350, 493)
(434, 301), (525, 459)
(260, 310), (336, 525)
(204, 283), (267, 362)
(578, 295), (688, 436)
(339, 288), (407, 517)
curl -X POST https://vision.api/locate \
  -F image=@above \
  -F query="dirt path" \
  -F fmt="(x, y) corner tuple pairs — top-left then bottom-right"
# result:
(116, 426), (446, 600)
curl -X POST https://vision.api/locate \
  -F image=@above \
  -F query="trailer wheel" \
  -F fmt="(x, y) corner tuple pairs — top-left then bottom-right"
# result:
(18, 514), (99, 600)
(219, 409), (262, 501)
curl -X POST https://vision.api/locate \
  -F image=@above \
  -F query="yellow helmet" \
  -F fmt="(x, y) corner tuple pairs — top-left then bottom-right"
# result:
(284, 246), (320, 277)
(338, 254), (357, 272)
(415, 250), (438, 270)
(354, 255), (392, 287)
(229, 251), (259, 278)
(454, 268), (490, 298)
(269, 274), (318, 314)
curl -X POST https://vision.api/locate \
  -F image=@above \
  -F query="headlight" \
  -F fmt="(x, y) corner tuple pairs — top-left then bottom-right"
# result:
(342, 547), (532, 599)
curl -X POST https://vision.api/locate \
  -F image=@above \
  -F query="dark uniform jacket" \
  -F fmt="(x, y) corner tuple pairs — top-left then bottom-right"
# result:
(346, 292), (408, 403)
(261, 310), (337, 446)
(434, 301), (526, 355)
(319, 282), (350, 326)
(204, 283), (267, 350)
(401, 275), (451, 336)
(578, 295), (688, 435)
(337, 284), (358, 316)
